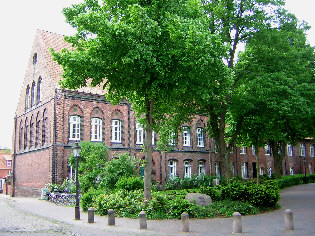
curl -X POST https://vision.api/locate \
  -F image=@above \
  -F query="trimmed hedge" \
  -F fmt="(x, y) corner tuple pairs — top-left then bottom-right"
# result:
(276, 174), (315, 190)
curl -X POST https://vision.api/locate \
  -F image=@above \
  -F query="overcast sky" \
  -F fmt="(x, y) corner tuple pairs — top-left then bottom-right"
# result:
(0, 0), (314, 150)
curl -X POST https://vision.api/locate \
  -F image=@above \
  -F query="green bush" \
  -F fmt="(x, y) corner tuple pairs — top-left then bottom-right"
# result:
(276, 174), (315, 189)
(81, 188), (107, 211)
(165, 175), (218, 190)
(98, 153), (138, 190)
(115, 176), (144, 191)
(212, 200), (259, 216)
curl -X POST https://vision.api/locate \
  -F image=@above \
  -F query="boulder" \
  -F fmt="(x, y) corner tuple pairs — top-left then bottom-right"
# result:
(185, 193), (212, 206)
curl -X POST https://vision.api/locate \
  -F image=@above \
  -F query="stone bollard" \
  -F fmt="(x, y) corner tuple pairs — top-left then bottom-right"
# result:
(284, 209), (294, 230)
(181, 212), (189, 232)
(139, 211), (147, 230)
(88, 208), (94, 223)
(108, 209), (115, 226)
(233, 212), (242, 233)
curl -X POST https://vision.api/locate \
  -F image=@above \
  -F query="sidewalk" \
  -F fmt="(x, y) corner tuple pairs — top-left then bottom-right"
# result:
(1, 183), (315, 235)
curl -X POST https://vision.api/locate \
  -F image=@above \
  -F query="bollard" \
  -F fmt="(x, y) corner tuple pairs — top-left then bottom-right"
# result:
(88, 208), (94, 223)
(233, 212), (242, 233)
(181, 212), (189, 232)
(108, 209), (115, 226)
(139, 211), (147, 230)
(284, 209), (294, 230)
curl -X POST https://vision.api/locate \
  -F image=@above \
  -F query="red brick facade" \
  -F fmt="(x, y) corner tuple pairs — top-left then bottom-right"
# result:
(13, 30), (315, 197)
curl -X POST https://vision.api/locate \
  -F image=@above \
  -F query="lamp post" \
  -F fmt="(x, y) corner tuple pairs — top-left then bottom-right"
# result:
(72, 142), (81, 220)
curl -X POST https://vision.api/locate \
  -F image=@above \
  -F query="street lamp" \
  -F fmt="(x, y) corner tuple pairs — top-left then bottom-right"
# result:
(72, 142), (81, 220)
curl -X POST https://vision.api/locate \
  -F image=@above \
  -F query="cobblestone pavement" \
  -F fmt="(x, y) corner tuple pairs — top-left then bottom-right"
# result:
(0, 183), (314, 235)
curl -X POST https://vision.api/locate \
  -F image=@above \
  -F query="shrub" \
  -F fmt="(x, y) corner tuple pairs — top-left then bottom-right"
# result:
(98, 153), (138, 190)
(165, 175), (218, 190)
(212, 200), (259, 216)
(81, 188), (107, 211)
(115, 176), (144, 191)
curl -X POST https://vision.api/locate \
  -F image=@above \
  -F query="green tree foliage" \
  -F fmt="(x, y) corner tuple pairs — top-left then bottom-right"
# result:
(99, 153), (138, 190)
(69, 141), (108, 192)
(52, 0), (227, 198)
(234, 18), (315, 178)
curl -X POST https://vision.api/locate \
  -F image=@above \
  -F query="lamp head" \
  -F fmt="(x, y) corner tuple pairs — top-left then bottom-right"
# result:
(72, 142), (81, 158)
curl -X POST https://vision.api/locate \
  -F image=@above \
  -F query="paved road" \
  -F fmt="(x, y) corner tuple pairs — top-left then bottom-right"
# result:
(0, 183), (314, 235)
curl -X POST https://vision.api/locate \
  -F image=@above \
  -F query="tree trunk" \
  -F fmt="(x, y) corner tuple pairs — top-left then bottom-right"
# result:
(144, 96), (153, 200)
(271, 141), (283, 179)
(255, 145), (260, 184)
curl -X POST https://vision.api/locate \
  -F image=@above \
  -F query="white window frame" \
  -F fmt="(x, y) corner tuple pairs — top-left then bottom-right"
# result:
(184, 160), (192, 178)
(69, 116), (80, 141)
(6, 160), (12, 167)
(215, 162), (220, 177)
(260, 167), (264, 176)
(300, 143), (306, 156)
(252, 146), (256, 155)
(111, 119), (121, 143)
(290, 167), (294, 175)
(214, 141), (218, 153)
(265, 144), (271, 155)
(196, 128), (205, 147)
(168, 160), (177, 179)
(310, 144), (314, 158)
(240, 147), (246, 154)
(152, 131), (155, 145)
(287, 144), (293, 157)
(198, 161), (206, 175)
(309, 164), (313, 174)
(136, 122), (144, 145)
(269, 167), (272, 178)
(182, 127), (191, 147)
(168, 132), (176, 146)
(91, 118), (102, 142)
(241, 162), (248, 179)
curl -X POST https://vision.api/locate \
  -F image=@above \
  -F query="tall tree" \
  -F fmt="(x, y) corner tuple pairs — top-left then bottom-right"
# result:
(52, 0), (227, 199)
(234, 19), (315, 179)
(197, 0), (286, 178)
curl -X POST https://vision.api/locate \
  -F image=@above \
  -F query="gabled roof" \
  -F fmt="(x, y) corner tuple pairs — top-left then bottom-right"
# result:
(37, 29), (106, 95)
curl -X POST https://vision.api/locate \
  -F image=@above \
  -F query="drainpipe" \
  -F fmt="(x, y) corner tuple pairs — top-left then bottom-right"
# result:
(52, 89), (58, 183)
(11, 116), (17, 197)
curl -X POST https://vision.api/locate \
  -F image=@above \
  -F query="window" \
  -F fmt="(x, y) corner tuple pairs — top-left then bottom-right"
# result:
(310, 144), (314, 158)
(136, 122), (144, 145)
(214, 141), (218, 153)
(91, 118), (102, 141)
(300, 143), (306, 156)
(265, 144), (271, 155)
(35, 115), (41, 147)
(198, 161), (206, 175)
(241, 162), (248, 178)
(269, 167), (272, 178)
(240, 147), (246, 154)
(215, 162), (220, 177)
(42, 110), (48, 145)
(309, 164), (313, 174)
(290, 167), (294, 175)
(152, 131), (155, 145)
(69, 116), (80, 141)
(287, 144), (293, 157)
(30, 118), (34, 148)
(111, 119), (121, 143)
(37, 77), (42, 104)
(252, 146), (256, 155)
(33, 53), (37, 65)
(168, 160), (177, 179)
(168, 132), (176, 146)
(196, 128), (205, 147)
(19, 121), (23, 151)
(260, 167), (264, 175)
(31, 81), (36, 107)
(24, 119), (29, 149)
(232, 162), (235, 176)
(6, 160), (12, 167)
(184, 161), (192, 178)
(182, 127), (190, 146)
(25, 85), (30, 110)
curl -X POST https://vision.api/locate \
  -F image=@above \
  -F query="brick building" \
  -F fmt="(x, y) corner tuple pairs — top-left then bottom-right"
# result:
(0, 149), (12, 194)
(12, 30), (315, 197)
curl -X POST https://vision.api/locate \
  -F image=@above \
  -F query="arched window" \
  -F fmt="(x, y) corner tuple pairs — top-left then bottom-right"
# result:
(35, 112), (41, 147)
(33, 53), (37, 65)
(30, 116), (34, 148)
(42, 110), (48, 145)
(168, 160), (177, 179)
(24, 118), (29, 149)
(91, 117), (102, 141)
(37, 77), (42, 104)
(31, 81), (36, 107)
(19, 121), (23, 151)
(198, 160), (206, 175)
(25, 85), (30, 110)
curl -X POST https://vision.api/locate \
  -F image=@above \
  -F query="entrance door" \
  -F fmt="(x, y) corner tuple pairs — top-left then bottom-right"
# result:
(252, 162), (257, 178)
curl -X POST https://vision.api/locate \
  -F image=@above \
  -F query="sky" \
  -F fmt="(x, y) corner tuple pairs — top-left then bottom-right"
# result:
(0, 0), (314, 150)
